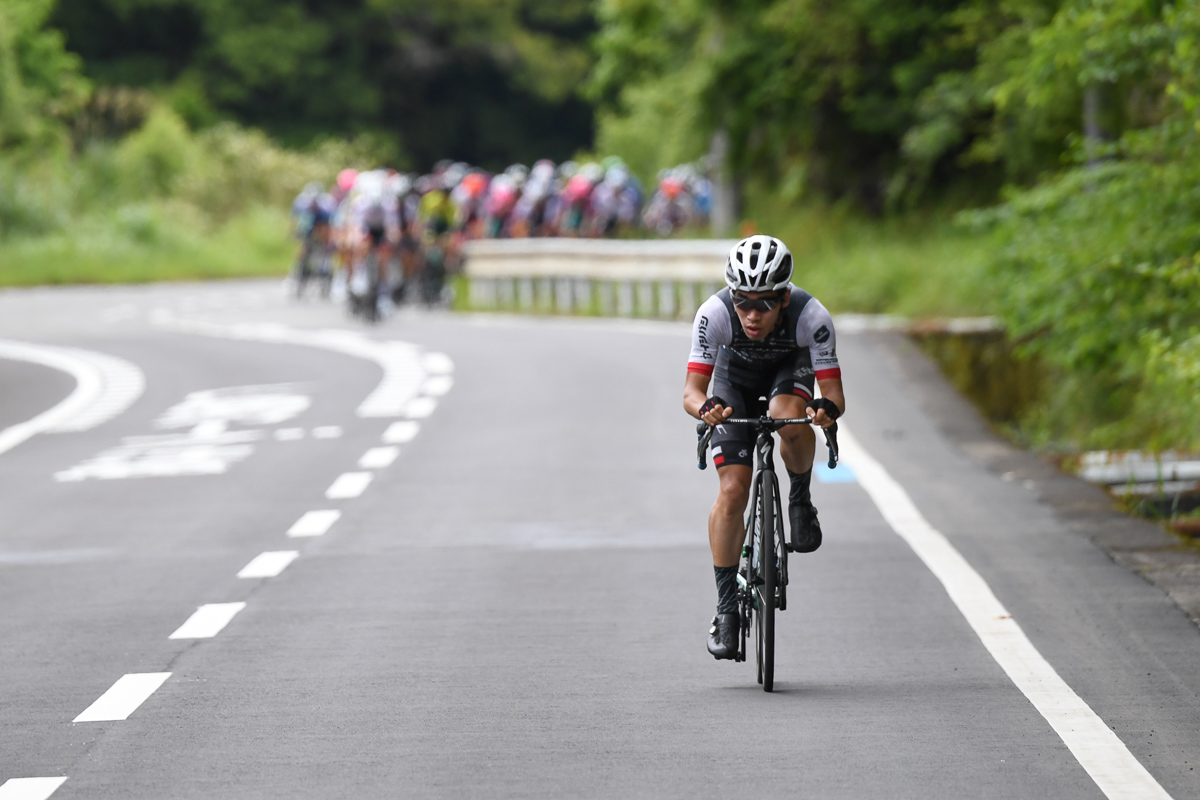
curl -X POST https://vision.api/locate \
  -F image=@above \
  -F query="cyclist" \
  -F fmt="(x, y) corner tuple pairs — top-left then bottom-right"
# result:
(683, 235), (845, 660)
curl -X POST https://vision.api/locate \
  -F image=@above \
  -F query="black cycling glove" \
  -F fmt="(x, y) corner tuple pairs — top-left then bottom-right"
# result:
(699, 396), (729, 418)
(806, 397), (841, 421)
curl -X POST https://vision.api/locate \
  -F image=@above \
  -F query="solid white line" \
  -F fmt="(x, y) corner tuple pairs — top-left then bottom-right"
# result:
(382, 421), (420, 444)
(168, 602), (246, 639)
(326, 472), (372, 499)
(237, 551), (298, 579)
(0, 778), (68, 800)
(839, 426), (1173, 800)
(74, 673), (171, 722)
(358, 446), (398, 469)
(49, 350), (145, 433)
(287, 509), (341, 538)
(0, 342), (146, 458)
(0, 343), (101, 457)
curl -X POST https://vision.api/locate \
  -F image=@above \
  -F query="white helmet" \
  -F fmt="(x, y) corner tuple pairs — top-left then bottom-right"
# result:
(725, 235), (793, 292)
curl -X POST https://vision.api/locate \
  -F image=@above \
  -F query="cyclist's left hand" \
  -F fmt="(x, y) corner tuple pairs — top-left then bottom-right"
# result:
(806, 397), (840, 428)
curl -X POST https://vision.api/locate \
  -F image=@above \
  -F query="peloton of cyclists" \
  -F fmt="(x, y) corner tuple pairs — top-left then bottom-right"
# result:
(683, 235), (845, 660)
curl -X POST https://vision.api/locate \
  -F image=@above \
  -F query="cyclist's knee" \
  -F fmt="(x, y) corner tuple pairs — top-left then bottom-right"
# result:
(715, 468), (751, 512)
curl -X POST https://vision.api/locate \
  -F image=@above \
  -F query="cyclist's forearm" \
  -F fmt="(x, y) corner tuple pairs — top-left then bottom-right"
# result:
(816, 378), (845, 416)
(683, 372), (712, 418)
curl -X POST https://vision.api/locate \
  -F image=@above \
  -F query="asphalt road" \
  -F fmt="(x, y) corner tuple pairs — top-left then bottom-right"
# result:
(1, 281), (1198, 799)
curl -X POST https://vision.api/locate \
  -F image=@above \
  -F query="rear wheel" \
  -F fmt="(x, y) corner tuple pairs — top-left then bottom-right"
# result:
(758, 474), (776, 692)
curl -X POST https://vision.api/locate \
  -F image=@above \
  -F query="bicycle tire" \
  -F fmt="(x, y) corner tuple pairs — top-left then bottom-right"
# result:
(759, 472), (777, 692)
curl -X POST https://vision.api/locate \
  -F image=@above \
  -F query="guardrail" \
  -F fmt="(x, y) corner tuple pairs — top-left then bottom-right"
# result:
(462, 238), (736, 319)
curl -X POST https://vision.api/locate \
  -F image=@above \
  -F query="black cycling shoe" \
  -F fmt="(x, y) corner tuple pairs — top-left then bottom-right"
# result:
(707, 612), (739, 660)
(788, 501), (823, 553)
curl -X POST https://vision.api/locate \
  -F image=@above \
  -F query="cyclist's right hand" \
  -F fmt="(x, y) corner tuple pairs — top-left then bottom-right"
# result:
(699, 396), (734, 426)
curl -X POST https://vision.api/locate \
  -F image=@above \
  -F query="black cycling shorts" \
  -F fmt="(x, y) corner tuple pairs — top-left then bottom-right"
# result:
(367, 224), (387, 246)
(709, 347), (815, 469)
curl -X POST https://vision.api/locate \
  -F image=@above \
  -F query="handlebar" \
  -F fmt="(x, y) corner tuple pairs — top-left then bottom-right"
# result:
(696, 416), (839, 471)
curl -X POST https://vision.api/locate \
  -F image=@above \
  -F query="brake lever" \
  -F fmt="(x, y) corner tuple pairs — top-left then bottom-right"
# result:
(696, 422), (714, 470)
(823, 421), (839, 469)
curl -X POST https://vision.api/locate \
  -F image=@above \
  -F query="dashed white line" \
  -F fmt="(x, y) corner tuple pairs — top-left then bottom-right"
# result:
(326, 472), (372, 499)
(404, 397), (437, 419)
(287, 510), (341, 538)
(169, 602), (246, 639)
(382, 421), (420, 444)
(422, 352), (455, 374)
(358, 446), (398, 469)
(237, 551), (299, 579)
(312, 426), (343, 439)
(839, 427), (1174, 800)
(74, 673), (171, 722)
(420, 375), (454, 396)
(274, 428), (305, 441)
(0, 778), (68, 800)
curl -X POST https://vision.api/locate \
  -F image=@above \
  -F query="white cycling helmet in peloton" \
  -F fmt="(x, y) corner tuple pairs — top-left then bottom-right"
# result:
(725, 235), (793, 293)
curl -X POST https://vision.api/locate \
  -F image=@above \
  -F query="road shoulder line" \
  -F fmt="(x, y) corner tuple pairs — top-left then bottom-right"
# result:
(841, 425), (1173, 800)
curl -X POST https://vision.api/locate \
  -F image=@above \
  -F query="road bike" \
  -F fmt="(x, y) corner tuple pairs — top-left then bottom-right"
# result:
(697, 410), (839, 692)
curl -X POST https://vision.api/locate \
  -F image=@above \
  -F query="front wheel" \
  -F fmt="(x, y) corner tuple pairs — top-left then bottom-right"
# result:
(757, 473), (777, 692)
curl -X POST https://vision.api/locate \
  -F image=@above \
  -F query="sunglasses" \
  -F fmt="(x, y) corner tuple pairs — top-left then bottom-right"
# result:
(731, 292), (786, 312)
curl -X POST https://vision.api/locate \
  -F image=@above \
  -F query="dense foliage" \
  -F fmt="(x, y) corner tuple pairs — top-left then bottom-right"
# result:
(49, 0), (596, 169)
(968, 1), (1200, 450)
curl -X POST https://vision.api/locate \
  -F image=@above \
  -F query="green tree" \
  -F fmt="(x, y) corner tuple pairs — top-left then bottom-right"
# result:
(0, 0), (87, 152)
(50, 0), (597, 168)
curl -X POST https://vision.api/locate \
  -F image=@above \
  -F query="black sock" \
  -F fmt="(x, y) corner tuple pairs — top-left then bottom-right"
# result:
(714, 565), (738, 614)
(787, 468), (812, 507)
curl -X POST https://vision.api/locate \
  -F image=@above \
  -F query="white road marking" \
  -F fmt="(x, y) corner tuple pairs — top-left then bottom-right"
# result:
(326, 472), (372, 499)
(274, 427), (305, 441)
(169, 602), (246, 639)
(0, 341), (145, 457)
(237, 551), (299, 579)
(312, 426), (343, 439)
(358, 446), (398, 469)
(404, 397), (437, 419)
(422, 352), (455, 374)
(420, 375), (454, 396)
(0, 777), (68, 800)
(287, 510), (341, 538)
(55, 384), (310, 482)
(55, 428), (260, 481)
(156, 385), (309, 429)
(155, 320), (434, 418)
(74, 673), (171, 722)
(382, 421), (420, 444)
(839, 427), (1174, 800)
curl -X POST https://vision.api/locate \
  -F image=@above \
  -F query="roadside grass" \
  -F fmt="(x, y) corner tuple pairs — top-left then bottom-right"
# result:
(743, 202), (997, 319)
(0, 205), (292, 287)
